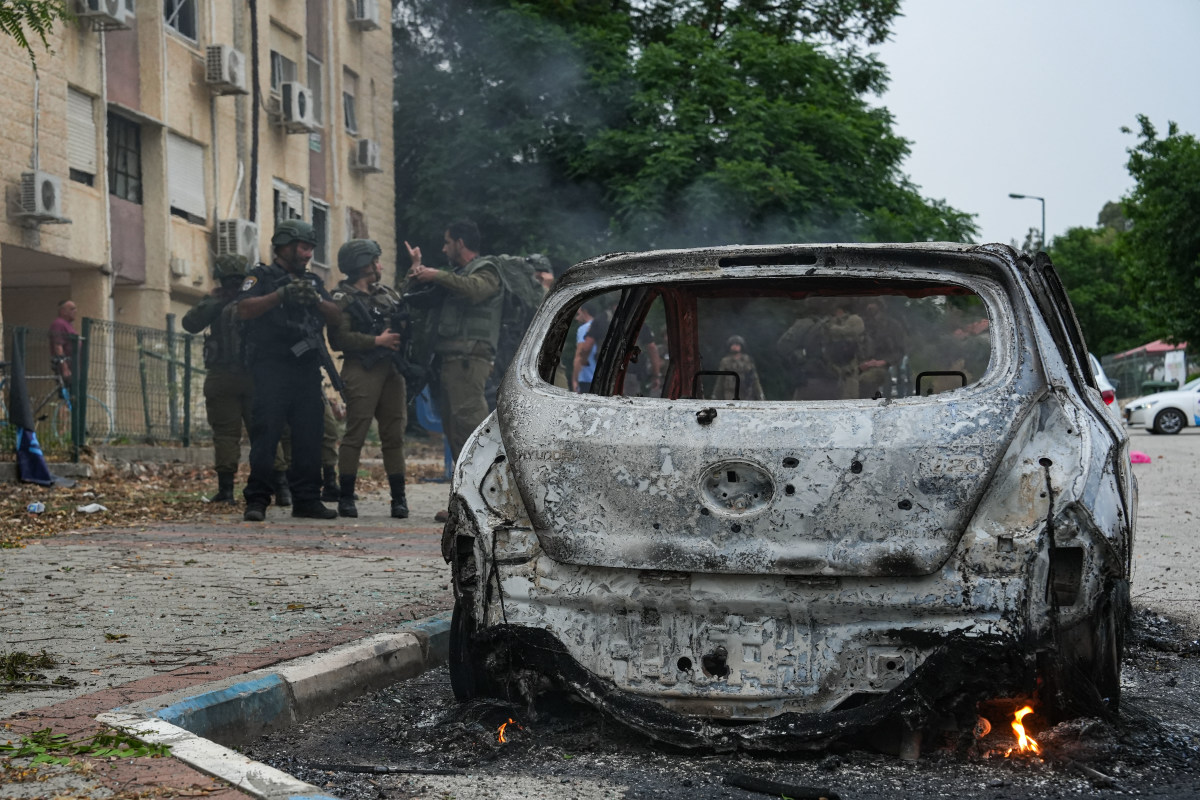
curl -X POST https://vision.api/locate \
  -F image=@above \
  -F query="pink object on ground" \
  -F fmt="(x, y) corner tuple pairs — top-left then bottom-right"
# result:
(1130, 451), (1152, 464)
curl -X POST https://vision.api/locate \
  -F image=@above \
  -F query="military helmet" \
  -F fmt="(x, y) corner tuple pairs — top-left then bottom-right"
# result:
(337, 239), (382, 275)
(526, 253), (552, 273)
(213, 254), (248, 280)
(271, 219), (319, 248)
(727, 335), (746, 349)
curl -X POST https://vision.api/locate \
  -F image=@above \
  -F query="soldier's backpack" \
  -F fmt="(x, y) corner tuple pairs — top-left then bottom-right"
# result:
(485, 254), (550, 409)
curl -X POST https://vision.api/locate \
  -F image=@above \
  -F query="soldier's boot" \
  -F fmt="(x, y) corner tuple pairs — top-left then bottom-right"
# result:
(273, 471), (292, 507)
(209, 471), (236, 504)
(321, 466), (339, 502)
(243, 502), (267, 522)
(292, 500), (337, 519)
(337, 475), (358, 518)
(388, 473), (409, 519)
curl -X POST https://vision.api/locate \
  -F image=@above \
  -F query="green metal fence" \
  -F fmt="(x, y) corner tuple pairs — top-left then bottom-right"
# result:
(2, 317), (212, 462)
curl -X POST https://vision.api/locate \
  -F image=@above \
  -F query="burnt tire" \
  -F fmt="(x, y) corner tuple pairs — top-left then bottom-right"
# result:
(449, 598), (489, 701)
(1153, 407), (1186, 435)
(1043, 579), (1128, 720)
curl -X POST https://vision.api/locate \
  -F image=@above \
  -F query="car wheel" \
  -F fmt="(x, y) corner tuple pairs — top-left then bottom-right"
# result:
(1042, 579), (1128, 720)
(1153, 407), (1186, 435)
(448, 597), (486, 701)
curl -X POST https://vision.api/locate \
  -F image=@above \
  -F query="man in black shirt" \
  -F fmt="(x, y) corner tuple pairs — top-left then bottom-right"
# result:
(236, 220), (342, 521)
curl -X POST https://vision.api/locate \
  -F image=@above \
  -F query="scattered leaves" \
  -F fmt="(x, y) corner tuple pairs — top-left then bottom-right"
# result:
(0, 727), (170, 765)
(104, 633), (130, 642)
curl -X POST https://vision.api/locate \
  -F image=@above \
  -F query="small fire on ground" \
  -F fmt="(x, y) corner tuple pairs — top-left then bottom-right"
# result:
(1006, 706), (1040, 756)
(497, 717), (523, 744)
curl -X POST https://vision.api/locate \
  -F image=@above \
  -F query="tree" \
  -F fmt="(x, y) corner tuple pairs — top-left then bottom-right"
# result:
(393, 0), (975, 269)
(1120, 116), (1200, 345)
(0, 1), (72, 70)
(1047, 225), (1144, 356)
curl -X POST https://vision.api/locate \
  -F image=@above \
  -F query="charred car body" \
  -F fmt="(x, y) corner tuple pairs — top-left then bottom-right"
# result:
(442, 243), (1135, 751)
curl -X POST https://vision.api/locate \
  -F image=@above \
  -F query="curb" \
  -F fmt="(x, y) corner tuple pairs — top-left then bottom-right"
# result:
(99, 612), (451, 800)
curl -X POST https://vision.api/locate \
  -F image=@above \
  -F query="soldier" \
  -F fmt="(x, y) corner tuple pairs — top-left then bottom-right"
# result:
(403, 220), (501, 463)
(182, 255), (253, 503)
(237, 219), (342, 522)
(328, 239), (411, 519)
(714, 334), (764, 400)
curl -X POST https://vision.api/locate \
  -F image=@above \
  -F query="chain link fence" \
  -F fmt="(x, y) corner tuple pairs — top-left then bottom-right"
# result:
(1102, 348), (1196, 402)
(2, 317), (212, 462)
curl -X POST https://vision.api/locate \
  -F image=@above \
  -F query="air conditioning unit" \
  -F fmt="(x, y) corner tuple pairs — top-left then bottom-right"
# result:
(350, 138), (383, 173)
(349, 0), (381, 31)
(215, 219), (259, 262)
(15, 171), (67, 223)
(279, 82), (317, 133)
(205, 45), (248, 95)
(76, 0), (134, 31)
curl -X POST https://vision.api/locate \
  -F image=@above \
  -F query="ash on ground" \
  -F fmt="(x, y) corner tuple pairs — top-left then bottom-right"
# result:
(244, 610), (1200, 799)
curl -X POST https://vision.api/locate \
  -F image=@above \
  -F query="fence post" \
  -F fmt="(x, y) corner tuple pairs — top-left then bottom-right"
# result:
(75, 319), (92, 463)
(166, 313), (179, 439)
(182, 333), (192, 447)
(135, 329), (154, 439)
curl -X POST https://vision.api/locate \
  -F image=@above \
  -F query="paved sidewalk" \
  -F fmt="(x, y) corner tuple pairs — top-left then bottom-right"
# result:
(1, 479), (455, 799)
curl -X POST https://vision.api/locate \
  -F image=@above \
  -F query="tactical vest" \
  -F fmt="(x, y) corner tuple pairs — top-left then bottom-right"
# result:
(435, 256), (503, 351)
(203, 302), (247, 372)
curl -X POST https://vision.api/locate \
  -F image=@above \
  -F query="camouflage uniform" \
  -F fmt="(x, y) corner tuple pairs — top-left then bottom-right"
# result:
(405, 256), (501, 461)
(328, 239), (410, 518)
(182, 255), (285, 503)
(714, 343), (764, 401)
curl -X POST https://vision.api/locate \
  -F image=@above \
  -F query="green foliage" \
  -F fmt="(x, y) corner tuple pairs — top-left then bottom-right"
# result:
(1121, 115), (1200, 345)
(393, 0), (975, 269)
(0, 727), (170, 765)
(1047, 226), (1144, 356)
(0, 1), (73, 70)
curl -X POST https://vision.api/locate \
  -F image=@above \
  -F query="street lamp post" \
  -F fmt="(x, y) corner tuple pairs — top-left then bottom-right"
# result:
(1008, 193), (1046, 250)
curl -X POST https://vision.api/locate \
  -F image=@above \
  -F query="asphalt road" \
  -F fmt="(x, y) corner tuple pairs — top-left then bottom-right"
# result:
(245, 427), (1200, 799)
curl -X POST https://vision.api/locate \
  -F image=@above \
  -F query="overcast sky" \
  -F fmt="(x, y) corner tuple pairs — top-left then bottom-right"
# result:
(874, 0), (1200, 246)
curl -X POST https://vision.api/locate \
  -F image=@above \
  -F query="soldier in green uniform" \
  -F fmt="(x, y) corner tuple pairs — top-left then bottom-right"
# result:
(403, 220), (502, 463)
(182, 255), (252, 503)
(328, 239), (410, 519)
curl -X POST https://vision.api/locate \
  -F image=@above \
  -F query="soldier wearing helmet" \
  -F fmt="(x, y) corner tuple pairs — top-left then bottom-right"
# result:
(236, 219), (342, 521)
(182, 255), (264, 503)
(327, 239), (411, 518)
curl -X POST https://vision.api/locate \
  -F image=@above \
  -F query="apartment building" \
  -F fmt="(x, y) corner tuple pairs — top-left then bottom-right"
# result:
(0, 0), (394, 335)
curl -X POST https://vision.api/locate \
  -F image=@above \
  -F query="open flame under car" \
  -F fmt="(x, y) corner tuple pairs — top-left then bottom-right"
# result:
(441, 243), (1135, 752)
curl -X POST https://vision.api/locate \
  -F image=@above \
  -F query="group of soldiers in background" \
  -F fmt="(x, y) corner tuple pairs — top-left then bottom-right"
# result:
(185, 218), (526, 524)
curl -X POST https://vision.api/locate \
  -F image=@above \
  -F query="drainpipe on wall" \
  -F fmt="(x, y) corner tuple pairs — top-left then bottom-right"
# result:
(31, 72), (40, 170)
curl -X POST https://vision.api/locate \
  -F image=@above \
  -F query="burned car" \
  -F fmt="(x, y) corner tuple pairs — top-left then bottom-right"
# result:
(442, 243), (1135, 752)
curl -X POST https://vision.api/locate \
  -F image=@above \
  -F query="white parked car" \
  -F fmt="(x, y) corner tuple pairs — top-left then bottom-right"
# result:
(1124, 376), (1200, 434)
(1088, 353), (1122, 426)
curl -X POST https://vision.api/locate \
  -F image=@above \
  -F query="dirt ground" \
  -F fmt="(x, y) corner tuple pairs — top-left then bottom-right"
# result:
(243, 429), (1200, 799)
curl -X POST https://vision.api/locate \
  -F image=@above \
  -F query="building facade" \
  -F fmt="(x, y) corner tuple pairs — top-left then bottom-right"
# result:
(0, 0), (395, 336)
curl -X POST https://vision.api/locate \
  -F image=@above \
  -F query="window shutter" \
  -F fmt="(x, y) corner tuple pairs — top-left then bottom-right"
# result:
(67, 89), (97, 175)
(167, 133), (207, 219)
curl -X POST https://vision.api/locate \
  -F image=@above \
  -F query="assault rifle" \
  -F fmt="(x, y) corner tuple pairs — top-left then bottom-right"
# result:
(274, 271), (347, 399)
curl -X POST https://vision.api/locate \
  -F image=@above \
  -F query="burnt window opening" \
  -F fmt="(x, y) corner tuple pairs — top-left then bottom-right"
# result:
(545, 279), (994, 402)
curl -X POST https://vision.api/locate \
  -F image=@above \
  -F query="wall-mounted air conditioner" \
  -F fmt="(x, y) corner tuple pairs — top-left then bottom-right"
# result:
(215, 219), (259, 262)
(349, 0), (381, 31)
(350, 138), (383, 173)
(205, 45), (248, 95)
(278, 82), (317, 134)
(14, 171), (68, 224)
(76, 0), (134, 31)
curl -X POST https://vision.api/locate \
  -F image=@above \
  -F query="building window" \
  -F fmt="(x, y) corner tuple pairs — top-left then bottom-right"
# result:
(273, 180), (304, 224)
(270, 51), (297, 93)
(107, 114), (142, 204)
(311, 200), (329, 266)
(342, 68), (358, 134)
(307, 56), (324, 125)
(164, 0), (197, 40)
(347, 207), (368, 239)
(67, 88), (97, 186)
(167, 133), (207, 223)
